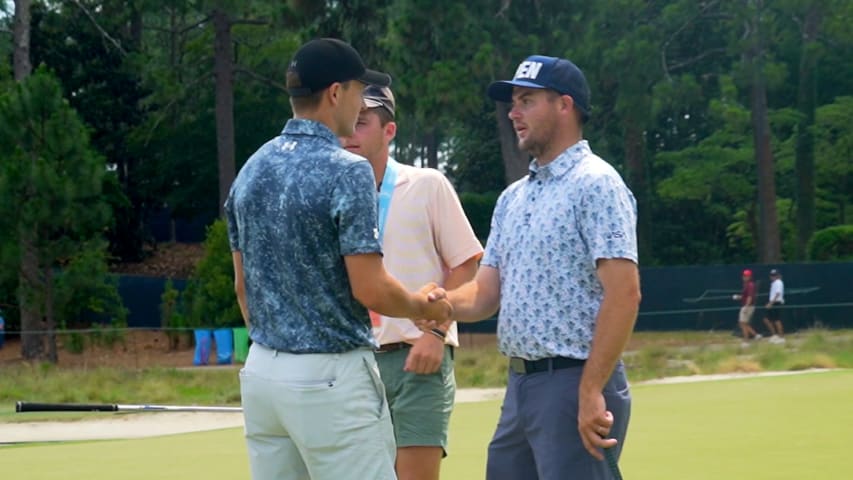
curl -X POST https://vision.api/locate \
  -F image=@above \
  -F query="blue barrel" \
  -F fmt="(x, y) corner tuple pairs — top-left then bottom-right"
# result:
(193, 329), (212, 365)
(213, 328), (233, 365)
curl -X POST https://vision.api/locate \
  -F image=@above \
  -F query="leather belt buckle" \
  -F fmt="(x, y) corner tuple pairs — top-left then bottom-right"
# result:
(375, 341), (411, 353)
(509, 356), (586, 375)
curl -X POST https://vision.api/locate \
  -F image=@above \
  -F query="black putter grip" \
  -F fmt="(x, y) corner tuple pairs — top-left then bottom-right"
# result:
(16, 402), (118, 412)
(603, 447), (624, 480)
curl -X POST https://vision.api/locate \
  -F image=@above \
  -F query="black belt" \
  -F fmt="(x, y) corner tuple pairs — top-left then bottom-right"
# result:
(509, 356), (586, 374)
(375, 341), (412, 353)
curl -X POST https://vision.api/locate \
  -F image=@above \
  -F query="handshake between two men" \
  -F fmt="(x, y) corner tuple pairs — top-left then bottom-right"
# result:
(382, 282), (455, 376)
(413, 282), (453, 332)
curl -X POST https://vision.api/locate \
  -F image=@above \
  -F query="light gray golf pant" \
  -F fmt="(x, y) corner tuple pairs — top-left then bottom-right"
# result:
(240, 343), (397, 480)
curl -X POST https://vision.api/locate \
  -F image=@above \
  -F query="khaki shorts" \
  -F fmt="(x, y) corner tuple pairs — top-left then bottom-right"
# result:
(374, 344), (456, 453)
(240, 344), (396, 480)
(739, 305), (755, 323)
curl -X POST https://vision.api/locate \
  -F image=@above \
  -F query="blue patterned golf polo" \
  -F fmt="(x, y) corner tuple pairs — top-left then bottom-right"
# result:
(225, 119), (381, 353)
(481, 140), (638, 360)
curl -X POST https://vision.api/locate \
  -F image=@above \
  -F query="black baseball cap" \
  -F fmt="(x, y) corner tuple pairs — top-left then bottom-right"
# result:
(363, 85), (395, 118)
(286, 38), (391, 97)
(487, 55), (591, 119)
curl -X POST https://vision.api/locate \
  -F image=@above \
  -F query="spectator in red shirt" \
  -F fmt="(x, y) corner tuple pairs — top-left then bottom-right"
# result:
(733, 269), (761, 344)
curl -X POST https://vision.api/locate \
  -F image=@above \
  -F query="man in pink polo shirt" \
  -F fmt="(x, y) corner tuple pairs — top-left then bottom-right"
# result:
(341, 85), (483, 480)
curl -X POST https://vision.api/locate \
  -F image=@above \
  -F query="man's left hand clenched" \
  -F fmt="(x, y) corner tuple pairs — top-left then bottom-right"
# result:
(578, 391), (618, 460)
(403, 332), (445, 374)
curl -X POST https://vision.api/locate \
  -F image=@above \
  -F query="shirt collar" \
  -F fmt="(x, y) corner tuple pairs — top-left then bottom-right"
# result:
(528, 140), (590, 181)
(282, 118), (339, 145)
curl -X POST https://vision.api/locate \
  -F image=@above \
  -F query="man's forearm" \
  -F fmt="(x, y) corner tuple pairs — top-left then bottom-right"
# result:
(365, 273), (423, 318)
(445, 256), (479, 290)
(232, 251), (250, 327)
(438, 257), (482, 329)
(446, 266), (500, 323)
(346, 253), (452, 324)
(580, 294), (639, 395)
(236, 289), (249, 327)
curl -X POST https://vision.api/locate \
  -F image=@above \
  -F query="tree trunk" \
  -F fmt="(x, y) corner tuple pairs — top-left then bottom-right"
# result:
(44, 266), (57, 363)
(747, 201), (759, 253)
(495, 102), (528, 183)
(624, 122), (651, 262)
(130, 2), (143, 50)
(746, 2), (781, 263)
(213, 9), (235, 217)
(424, 130), (439, 169)
(13, 0), (32, 81)
(794, 6), (822, 260)
(19, 234), (48, 361)
(14, 0), (51, 362)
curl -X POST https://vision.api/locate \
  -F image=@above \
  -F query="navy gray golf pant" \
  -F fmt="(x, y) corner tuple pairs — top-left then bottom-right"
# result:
(486, 361), (631, 480)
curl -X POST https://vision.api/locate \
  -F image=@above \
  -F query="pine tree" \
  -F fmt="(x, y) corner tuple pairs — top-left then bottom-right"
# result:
(0, 69), (121, 361)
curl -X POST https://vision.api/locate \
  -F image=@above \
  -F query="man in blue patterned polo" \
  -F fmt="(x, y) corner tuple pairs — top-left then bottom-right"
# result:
(442, 55), (641, 479)
(225, 38), (453, 480)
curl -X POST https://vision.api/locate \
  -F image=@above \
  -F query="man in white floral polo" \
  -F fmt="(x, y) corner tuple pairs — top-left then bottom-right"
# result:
(440, 55), (641, 479)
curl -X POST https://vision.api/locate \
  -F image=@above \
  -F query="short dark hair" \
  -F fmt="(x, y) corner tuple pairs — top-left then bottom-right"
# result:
(371, 107), (394, 126)
(289, 76), (323, 113)
(288, 78), (354, 114)
(546, 89), (587, 125)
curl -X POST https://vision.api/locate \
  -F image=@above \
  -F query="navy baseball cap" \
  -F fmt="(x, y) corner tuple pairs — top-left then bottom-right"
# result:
(487, 55), (591, 118)
(286, 38), (391, 97)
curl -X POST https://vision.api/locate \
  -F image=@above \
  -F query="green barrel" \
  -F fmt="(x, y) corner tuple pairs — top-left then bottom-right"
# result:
(232, 327), (250, 363)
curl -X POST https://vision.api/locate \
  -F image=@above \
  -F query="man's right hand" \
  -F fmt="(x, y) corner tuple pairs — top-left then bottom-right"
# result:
(420, 293), (452, 324)
(414, 283), (452, 327)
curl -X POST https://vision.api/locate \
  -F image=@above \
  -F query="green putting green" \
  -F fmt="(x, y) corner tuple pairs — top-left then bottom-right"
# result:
(2, 370), (850, 479)
(622, 370), (853, 480)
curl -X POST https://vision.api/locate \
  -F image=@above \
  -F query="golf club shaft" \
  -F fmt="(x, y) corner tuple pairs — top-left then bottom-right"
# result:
(16, 401), (242, 413)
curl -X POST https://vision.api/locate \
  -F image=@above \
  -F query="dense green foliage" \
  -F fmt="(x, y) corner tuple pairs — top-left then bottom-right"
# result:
(458, 191), (500, 242)
(808, 225), (853, 261)
(0, 2), (851, 356)
(183, 220), (242, 329)
(2, 0), (846, 267)
(7, 0), (853, 264)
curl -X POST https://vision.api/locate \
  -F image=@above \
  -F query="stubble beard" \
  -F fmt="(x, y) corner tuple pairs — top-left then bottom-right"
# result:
(518, 130), (548, 160)
(519, 120), (558, 161)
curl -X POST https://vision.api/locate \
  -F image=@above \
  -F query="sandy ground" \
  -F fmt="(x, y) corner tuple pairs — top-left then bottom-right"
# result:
(0, 370), (832, 444)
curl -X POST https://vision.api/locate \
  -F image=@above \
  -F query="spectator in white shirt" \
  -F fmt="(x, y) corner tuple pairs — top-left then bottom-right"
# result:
(763, 269), (785, 344)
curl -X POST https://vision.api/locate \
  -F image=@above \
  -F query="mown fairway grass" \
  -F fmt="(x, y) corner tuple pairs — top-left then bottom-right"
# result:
(2, 370), (851, 479)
